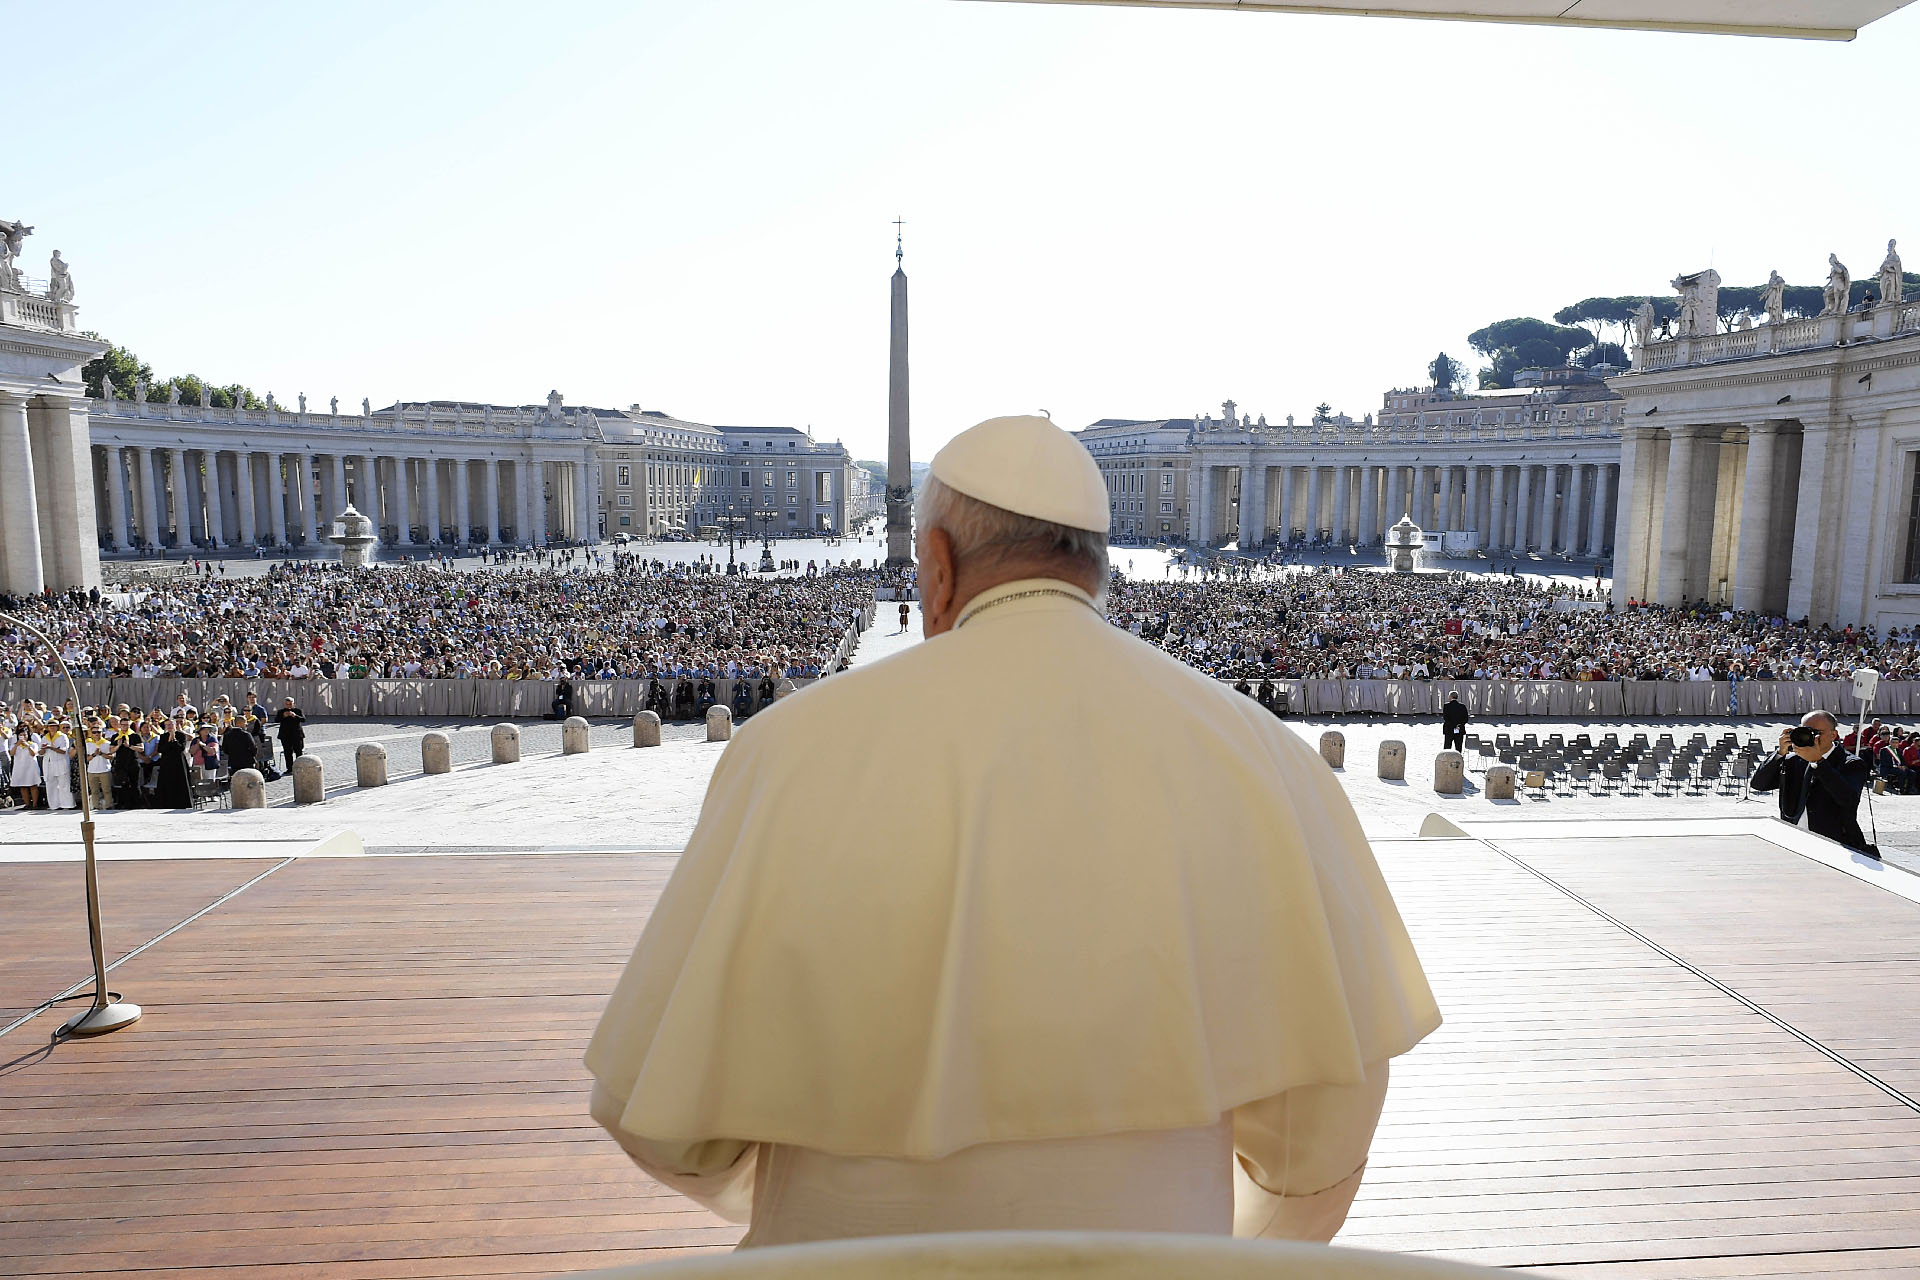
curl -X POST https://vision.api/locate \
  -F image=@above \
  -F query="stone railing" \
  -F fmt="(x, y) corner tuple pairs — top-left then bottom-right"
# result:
(1194, 419), (1618, 450)
(89, 397), (594, 442)
(0, 290), (77, 333)
(1633, 302), (1920, 372)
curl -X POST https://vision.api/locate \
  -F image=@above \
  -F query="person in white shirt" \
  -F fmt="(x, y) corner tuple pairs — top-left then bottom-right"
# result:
(588, 416), (1439, 1249)
(43, 727), (75, 811)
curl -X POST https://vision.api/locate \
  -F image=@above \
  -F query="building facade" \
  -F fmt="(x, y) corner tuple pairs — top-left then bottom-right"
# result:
(1606, 276), (1920, 630)
(1182, 385), (1623, 557)
(1077, 418), (1194, 540)
(0, 232), (107, 593)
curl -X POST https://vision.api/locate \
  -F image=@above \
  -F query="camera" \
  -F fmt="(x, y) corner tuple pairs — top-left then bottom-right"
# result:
(1789, 725), (1820, 748)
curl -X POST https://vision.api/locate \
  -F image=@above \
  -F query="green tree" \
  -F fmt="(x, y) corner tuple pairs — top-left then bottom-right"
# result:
(1312, 402), (1333, 422)
(80, 339), (151, 399)
(1427, 351), (1466, 393)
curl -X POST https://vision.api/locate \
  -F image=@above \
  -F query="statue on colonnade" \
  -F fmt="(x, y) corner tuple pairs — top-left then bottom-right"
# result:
(1822, 254), (1851, 316)
(1763, 270), (1786, 325)
(1880, 240), (1903, 306)
(47, 250), (73, 303)
(1631, 299), (1656, 350)
(0, 219), (32, 293)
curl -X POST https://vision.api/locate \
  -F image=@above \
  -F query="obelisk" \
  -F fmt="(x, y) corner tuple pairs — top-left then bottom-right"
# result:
(886, 220), (913, 566)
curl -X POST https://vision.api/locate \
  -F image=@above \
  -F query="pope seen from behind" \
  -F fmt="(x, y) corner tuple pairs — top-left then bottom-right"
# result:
(586, 415), (1441, 1247)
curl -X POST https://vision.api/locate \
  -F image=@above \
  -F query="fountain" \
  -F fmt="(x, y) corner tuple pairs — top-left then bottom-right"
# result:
(1385, 513), (1424, 573)
(327, 504), (379, 568)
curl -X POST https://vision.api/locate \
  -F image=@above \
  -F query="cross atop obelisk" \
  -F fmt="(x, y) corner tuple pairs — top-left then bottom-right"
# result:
(885, 219), (913, 566)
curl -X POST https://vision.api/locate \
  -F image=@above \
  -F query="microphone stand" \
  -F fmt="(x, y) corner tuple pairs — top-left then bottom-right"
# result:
(1, 609), (142, 1037)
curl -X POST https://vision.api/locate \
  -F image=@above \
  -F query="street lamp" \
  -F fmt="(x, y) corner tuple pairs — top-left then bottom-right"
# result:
(755, 509), (777, 572)
(718, 506), (747, 575)
(0, 611), (140, 1037)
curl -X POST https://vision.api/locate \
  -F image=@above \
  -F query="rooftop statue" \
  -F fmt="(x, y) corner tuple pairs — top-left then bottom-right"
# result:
(46, 250), (73, 304)
(1880, 240), (1903, 306)
(0, 219), (32, 294)
(1631, 299), (1656, 349)
(298, 393), (308, 415)
(167, 382), (179, 406)
(1822, 253), (1851, 316)
(362, 397), (371, 416)
(330, 396), (338, 416)
(1764, 270), (1786, 326)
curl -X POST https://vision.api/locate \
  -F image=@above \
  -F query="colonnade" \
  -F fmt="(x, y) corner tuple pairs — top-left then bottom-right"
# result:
(1196, 459), (1620, 558)
(1611, 421), (1804, 614)
(0, 390), (102, 593)
(93, 445), (597, 551)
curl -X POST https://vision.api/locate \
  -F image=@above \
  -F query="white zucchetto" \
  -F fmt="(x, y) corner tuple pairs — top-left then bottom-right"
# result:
(928, 415), (1112, 533)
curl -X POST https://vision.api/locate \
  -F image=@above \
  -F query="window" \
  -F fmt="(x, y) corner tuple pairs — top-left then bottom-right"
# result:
(617, 464), (631, 487)
(1905, 453), (1920, 583)
(1160, 500), (1174, 514)
(764, 471), (773, 487)
(1161, 473), (1173, 494)
(740, 470), (750, 488)
(619, 515), (631, 526)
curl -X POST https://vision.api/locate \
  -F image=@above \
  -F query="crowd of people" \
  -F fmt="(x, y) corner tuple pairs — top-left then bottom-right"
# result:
(1105, 566), (1920, 683)
(0, 692), (305, 812)
(0, 559), (878, 684)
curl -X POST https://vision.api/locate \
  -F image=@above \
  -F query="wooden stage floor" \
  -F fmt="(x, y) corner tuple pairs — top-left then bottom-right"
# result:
(5, 829), (1920, 1278)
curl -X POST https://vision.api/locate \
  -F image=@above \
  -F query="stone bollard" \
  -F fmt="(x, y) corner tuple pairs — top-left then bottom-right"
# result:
(632, 711), (662, 748)
(1433, 750), (1465, 796)
(491, 722), (520, 764)
(1377, 740), (1406, 781)
(356, 742), (388, 789)
(421, 731), (451, 775)
(1319, 730), (1345, 769)
(230, 768), (266, 809)
(292, 756), (325, 804)
(1485, 764), (1517, 800)
(706, 705), (733, 743)
(563, 716), (591, 755)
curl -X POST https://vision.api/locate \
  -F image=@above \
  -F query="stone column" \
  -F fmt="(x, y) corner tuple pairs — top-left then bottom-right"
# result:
(1565, 463), (1587, 557)
(1592, 465), (1616, 557)
(132, 446), (161, 550)
(295, 453), (317, 546)
(157, 447), (183, 547)
(1305, 467), (1324, 538)
(32, 397), (98, 589)
(236, 452), (257, 545)
(393, 457), (413, 545)
(1237, 463), (1265, 548)
(1731, 424), (1780, 613)
(1541, 465), (1564, 554)
(203, 451), (226, 547)
(422, 458), (442, 544)
(1383, 465), (1405, 525)
(1357, 464), (1379, 546)
(0, 394), (44, 595)
(455, 459), (472, 545)
(1786, 423), (1833, 622)
(575, 456), (595, 544)
(182, 450), (204, 547)
(267, 453), (289, 546)
(1413, 464), (1434, 528)
(104, 447), (129, 552)
(1656, 426), (1703, 605)
(1463, 466), (1482, 547)
(485, 460), (502, 544)
(1331, 465), (1351, 543)
(1271, 466), (1291, 542)
(1513, 465), (1536, 550)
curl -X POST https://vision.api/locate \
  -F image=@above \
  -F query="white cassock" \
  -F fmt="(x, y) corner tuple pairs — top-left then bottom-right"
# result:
(587, 577), (1441, 1248)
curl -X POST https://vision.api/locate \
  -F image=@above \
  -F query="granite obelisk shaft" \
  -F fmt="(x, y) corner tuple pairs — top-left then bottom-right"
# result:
(886, 263), (913, 565)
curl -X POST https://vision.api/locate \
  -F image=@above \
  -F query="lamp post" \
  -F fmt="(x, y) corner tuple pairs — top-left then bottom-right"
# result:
(0, 611), (141, 1037)
(718, 507), (746, 575)
(755, 510), (777, 573)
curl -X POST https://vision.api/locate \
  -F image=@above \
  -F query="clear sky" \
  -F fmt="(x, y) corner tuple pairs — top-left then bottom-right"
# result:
(6, 0), (1918, 460)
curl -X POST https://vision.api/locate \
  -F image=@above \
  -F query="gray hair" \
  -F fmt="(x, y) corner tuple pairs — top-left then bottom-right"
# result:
(917, 475), (1108, 588)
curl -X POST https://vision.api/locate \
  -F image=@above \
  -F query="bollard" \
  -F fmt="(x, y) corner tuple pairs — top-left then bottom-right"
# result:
(421, 731), (451, 775)
(231, 768), (266, 809)
(356, 742), (388, 789)
(1319, 730), (1345, 769)
(563, 716), (591, 755)
(1377, 740), (1406, 781)
(632, 711), (662, 748)
(706, 704), (733, 743)
(292, 756), (325, 804)
(1484, 764), (1516, 800)
(491, 722), (520, 764)
(774, 677), (798, 701)
(1433, 750), (1465, 795)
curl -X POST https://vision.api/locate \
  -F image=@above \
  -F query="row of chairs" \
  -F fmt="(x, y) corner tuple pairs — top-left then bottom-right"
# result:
(1461, 730), (1763, 798)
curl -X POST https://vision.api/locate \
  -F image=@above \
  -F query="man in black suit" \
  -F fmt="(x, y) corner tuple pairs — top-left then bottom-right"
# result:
(1750, 710), (1874, 856)
(1441, 692), (1469, 752)
(273, 698), (307, 774)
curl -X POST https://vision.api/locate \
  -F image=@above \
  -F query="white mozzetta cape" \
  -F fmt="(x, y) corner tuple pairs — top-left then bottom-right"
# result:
(587, 579), (1440, 1161)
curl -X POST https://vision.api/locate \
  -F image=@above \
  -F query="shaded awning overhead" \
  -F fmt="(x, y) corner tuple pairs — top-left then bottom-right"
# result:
(980, 0), (1912, 40)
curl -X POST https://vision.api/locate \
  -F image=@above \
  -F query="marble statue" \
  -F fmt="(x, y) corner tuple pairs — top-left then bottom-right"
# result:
(362, 397), (371, 416)
(265, 392), (278, 411)
(298, 393), (308, 415)
(1672, 269), (1721, 337)
(330, 396), (338, 416)
(1257, 414), (1267, 428)
(1822, 254), (1851, 316)
(1285, 414), (1294, 428)
(100, 376), (115, 403)
(547, 389), (564, 416)
(0, 219), (32, 293)
(167, 382), (179, 405)
(1763, 271), (1786, 326)
(46, 250), (73, 304)
(1736, 314), (1753, 331)
(135, 376), (148, 404)
(1880, 240), (1903, 306)
(1632, 299), (1656, 350)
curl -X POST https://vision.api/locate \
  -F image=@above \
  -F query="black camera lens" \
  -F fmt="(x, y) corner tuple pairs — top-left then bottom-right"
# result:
(1789, 726), (1819, 747)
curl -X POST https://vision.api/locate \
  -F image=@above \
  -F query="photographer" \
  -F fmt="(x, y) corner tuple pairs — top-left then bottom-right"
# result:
(1751, 710), (1874, 855)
